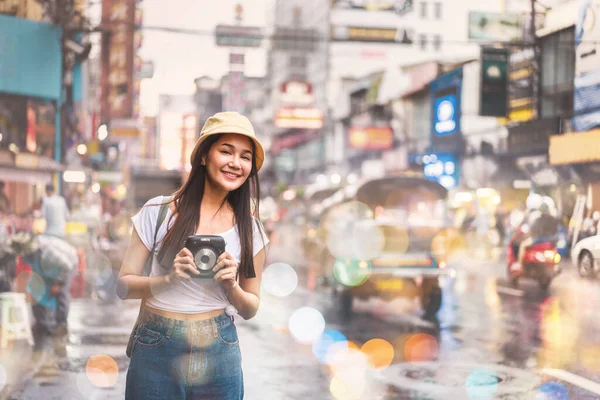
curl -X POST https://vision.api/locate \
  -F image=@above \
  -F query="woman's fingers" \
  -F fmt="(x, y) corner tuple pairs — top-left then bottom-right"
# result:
(214, 266), (238, 282)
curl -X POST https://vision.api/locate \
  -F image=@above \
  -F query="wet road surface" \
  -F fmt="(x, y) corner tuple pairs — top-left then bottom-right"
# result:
(6, 235), (600, 399)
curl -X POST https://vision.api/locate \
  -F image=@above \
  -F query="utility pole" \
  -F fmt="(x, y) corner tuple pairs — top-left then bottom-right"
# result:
(530, 0), (539, 120)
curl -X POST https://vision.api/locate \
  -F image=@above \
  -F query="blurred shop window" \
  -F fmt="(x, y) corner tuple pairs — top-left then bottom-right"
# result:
(540, 27), (575, 118)
(420, 1), (428, 19)
(433, 35), (442, 51)
(434, 2), (442, 20)
(419, 34), (428, 51)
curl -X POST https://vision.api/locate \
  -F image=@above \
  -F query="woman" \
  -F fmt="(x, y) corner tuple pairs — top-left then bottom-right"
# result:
(118, 112), (269, 399)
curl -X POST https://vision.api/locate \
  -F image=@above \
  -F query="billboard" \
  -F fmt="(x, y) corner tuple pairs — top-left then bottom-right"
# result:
(480, 47), (508, 117)
(468, 12), (523, 42)
(101, 0), (136, 119)
(423, 153), (459, 190)
(508, 47), (535, 122)
(430, 68), (463, 154)
(0, 15), (62, 100)
(330, 26), (413, 43)
(215, 25), (262, 48)
(573, 0), (600, 132)
(274, 107), (324, 129)
(331, 0), (413, 15)
(348, 127), (393, 150)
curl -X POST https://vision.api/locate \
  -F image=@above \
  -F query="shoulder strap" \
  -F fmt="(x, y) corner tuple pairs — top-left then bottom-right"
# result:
(142, 196), (170, 276)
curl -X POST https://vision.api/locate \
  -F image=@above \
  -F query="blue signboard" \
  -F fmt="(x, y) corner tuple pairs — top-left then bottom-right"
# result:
(423, 153), (459, 190)
(433, 94), (458, 136)
(0, 15), (63, 100)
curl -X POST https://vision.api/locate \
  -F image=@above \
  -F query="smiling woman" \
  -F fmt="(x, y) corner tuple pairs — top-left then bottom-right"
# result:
(118, 111), (269, 400)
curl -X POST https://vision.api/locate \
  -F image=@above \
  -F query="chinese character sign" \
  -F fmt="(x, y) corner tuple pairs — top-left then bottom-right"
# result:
(101, 0), (136, 120)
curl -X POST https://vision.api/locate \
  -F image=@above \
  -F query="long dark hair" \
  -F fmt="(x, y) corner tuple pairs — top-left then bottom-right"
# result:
(157, 134), (262, 279)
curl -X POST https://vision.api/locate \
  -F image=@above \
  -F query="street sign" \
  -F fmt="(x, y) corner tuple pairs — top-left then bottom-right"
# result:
(215, 25), (262, 47)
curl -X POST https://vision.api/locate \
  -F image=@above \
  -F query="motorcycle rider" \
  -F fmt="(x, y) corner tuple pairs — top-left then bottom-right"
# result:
(515, 203), (559, 269)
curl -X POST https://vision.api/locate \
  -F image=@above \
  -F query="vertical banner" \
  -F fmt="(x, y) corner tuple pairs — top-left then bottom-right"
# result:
(430, 68), (463, 155)
(480, 47), (508, 117)
(573, 0), (600, 131)
(508, 47), (535, 122)
(222, 53), (246, 114)
(101, 0), (136, 120)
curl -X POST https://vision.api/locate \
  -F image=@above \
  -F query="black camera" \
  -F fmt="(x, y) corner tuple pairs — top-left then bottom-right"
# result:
(184, 235), (226, 279)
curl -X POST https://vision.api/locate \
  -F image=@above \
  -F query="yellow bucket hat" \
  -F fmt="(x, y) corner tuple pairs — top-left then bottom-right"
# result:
(190, 111), (265, 171)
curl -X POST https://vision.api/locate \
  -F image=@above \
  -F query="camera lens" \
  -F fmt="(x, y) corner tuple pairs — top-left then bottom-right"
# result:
(195, 248), (217, 271)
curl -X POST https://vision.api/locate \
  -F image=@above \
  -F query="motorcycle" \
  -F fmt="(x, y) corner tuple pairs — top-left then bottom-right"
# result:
(507, 225), (562, 291)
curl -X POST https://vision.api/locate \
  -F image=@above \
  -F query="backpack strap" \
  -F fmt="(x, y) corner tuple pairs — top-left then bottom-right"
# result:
(142, 196), (170, 276)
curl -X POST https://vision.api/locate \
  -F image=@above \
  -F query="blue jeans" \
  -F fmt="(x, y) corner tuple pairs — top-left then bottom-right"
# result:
(126, 309), (244, 400)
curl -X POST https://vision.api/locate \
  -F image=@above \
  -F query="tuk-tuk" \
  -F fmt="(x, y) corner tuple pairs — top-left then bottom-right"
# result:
(319, 175), (456, 320)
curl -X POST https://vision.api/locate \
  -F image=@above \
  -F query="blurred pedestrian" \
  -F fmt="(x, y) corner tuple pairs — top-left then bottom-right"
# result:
(41, 184), (70, 238)
(6, 231), (78, 359)
(0, 181), (10, 214)
(118, 112), (269, 399)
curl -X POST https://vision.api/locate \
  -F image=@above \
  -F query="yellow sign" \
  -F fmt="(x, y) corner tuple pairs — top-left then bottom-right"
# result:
(508, 108), (534, 122)
(348, 27), (397, 41)
(549, 129), (600, 165)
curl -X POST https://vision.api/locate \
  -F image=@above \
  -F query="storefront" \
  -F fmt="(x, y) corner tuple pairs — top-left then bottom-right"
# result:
(0, 15), (63, 214)
(550, 129), (600, 212)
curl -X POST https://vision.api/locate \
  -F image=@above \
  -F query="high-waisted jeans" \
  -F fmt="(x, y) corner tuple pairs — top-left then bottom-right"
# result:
(125, 309), (243, 399)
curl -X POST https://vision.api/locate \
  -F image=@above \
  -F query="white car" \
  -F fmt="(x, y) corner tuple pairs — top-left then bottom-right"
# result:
(571, 230), (600, 277)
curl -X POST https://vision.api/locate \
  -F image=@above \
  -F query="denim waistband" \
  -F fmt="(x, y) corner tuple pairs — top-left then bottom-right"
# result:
(139, 308), (232, 338)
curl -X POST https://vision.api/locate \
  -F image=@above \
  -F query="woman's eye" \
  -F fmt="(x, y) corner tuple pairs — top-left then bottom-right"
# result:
(242, 156), (251, 161)
(221, 150), (231, 155)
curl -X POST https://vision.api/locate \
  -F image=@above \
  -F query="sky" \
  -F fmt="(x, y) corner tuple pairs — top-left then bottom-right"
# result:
(138, 0), (273, 115)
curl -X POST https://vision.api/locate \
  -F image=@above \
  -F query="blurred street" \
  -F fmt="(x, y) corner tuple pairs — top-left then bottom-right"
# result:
(3, 223), (599, 400)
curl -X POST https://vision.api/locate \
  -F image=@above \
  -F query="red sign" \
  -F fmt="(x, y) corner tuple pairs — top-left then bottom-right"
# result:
(101, 0), (136, 119)
(272, 129), (320, 155)
(348, 127), (393, 150)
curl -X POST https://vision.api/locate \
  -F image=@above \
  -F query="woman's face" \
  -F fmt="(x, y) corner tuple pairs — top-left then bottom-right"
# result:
(204, 133), (254, 193)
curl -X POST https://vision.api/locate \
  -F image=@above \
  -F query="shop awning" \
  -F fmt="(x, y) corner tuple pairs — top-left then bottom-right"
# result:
(0, 167), (54, 184)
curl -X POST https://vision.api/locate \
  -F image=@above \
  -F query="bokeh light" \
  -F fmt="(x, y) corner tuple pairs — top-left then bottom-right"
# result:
(262, 263), (298, 297)
(325, 340), (360, 367)
(85, 355), (119, 387)
(330, 374), (365, 400)
(404, 333), (439, 362)
(313, 330), (347, 364)
(329, 347), (369, 400)
(288, 307), (326, 344)
(84, 251), (114, 288)
(465, 369), (499, 399)
(536, 381), (568, 400)
(361, 338), (394, 370)
(333, 258), (371, 287)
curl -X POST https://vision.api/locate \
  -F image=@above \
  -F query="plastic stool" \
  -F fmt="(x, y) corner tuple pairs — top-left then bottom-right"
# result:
(0, 292), (34, 349)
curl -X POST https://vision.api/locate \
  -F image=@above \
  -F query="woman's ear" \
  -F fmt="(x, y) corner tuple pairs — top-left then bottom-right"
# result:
(201, 156), (206, 166)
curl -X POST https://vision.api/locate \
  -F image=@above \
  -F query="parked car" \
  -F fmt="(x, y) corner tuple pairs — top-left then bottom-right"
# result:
(571, 220), (600, 278)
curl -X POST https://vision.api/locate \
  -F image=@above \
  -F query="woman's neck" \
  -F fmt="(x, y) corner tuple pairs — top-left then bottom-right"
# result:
(202, 179), (230, 215)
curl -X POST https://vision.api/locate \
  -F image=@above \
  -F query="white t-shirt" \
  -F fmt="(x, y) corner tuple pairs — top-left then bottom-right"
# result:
(42, 195), (69, 237)
(131, 196), (269, 314)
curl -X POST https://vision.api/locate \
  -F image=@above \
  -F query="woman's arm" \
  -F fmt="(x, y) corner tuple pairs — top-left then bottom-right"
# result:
(116, 229), (170, 300)
(219, 248), (266, 320)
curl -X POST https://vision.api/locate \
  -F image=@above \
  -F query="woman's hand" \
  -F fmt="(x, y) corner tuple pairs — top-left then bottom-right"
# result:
(213, 251), (239, 290)
(169, 248), (200, 282)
